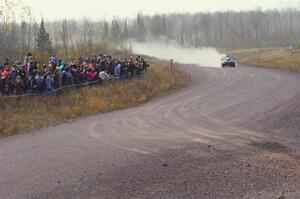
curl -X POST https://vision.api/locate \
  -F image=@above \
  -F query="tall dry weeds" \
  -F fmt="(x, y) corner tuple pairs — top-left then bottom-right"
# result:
(225, 48), (300, 72)
(0, 60), (188, 136)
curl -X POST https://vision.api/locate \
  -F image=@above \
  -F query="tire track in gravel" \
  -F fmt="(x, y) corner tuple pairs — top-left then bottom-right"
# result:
(0, 64), (300, 198)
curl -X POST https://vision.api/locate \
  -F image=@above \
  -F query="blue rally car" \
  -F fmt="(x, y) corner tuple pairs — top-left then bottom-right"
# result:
(221, 55), (237, 67)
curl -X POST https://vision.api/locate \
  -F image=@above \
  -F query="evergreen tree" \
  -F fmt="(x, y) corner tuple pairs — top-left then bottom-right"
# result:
(36, 18), (52, 63)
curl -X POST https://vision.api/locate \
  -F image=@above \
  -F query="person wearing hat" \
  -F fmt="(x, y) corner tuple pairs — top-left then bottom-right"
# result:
(0, 76), (6, 95)
(0, 71), (9, 95)
(2, 71), (9, 78)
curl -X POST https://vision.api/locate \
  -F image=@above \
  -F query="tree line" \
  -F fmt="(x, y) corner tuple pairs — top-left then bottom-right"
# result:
(129, 9), (300, 48)
(1, 3), (300, 62)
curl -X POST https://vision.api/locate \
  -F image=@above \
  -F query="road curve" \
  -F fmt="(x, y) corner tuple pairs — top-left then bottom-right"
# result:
(0, 64), (300, 199)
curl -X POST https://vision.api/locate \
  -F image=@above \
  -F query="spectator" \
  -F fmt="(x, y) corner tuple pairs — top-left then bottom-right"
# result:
(0, 72), (8, 95)
(53, 68), (61, 89)
(114, 62), (121, 78)
(62, 67), (73, 86)
(86, 67), (97, 82)
(0, 53), (149, 96)
(99, 71), (110, 82)
(44, 72), (54, 94)
(14, 76), (24, 95)
(50, 55), (58, 66)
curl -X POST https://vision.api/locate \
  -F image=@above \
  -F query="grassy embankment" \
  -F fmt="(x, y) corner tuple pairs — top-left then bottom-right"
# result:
(0, 59), (188, 137)
(225, 48), (300, 72)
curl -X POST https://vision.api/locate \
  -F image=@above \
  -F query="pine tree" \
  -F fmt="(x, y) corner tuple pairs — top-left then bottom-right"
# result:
(36, 18), (52, 63)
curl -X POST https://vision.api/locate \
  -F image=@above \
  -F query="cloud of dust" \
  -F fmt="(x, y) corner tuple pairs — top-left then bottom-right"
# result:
(128, 40), (225, 67)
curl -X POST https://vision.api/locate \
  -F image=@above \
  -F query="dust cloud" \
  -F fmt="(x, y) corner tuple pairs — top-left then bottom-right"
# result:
(128, 40), (225, 67)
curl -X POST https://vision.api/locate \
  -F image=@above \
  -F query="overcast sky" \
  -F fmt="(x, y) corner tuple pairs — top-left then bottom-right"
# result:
(23, 0), (300, 20)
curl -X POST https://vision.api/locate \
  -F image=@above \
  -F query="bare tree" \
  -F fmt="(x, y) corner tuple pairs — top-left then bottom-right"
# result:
(60, 19), (69, 58)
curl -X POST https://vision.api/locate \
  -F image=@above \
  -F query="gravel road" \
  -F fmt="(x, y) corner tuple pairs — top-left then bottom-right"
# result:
(0, 64), (300, 199)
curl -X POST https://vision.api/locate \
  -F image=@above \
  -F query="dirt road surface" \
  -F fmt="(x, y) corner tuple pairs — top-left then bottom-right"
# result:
(0, 64), (300, 199)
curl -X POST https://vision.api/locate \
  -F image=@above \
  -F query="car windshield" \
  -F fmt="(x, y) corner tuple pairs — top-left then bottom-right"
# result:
(226, 56), (235, 60)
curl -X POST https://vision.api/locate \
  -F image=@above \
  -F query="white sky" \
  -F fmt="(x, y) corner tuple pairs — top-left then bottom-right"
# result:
(23, 0), (300, 20)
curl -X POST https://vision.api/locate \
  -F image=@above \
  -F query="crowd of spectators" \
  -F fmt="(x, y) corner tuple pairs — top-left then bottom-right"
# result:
(0, 53), (149, 96)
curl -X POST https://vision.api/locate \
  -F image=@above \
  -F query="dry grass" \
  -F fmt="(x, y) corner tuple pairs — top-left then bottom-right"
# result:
(225, 48), (300, 72)
(0, 60), (189, 136)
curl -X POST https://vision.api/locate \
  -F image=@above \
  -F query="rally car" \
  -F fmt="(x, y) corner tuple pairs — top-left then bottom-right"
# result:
(221, 56), (237, 67)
